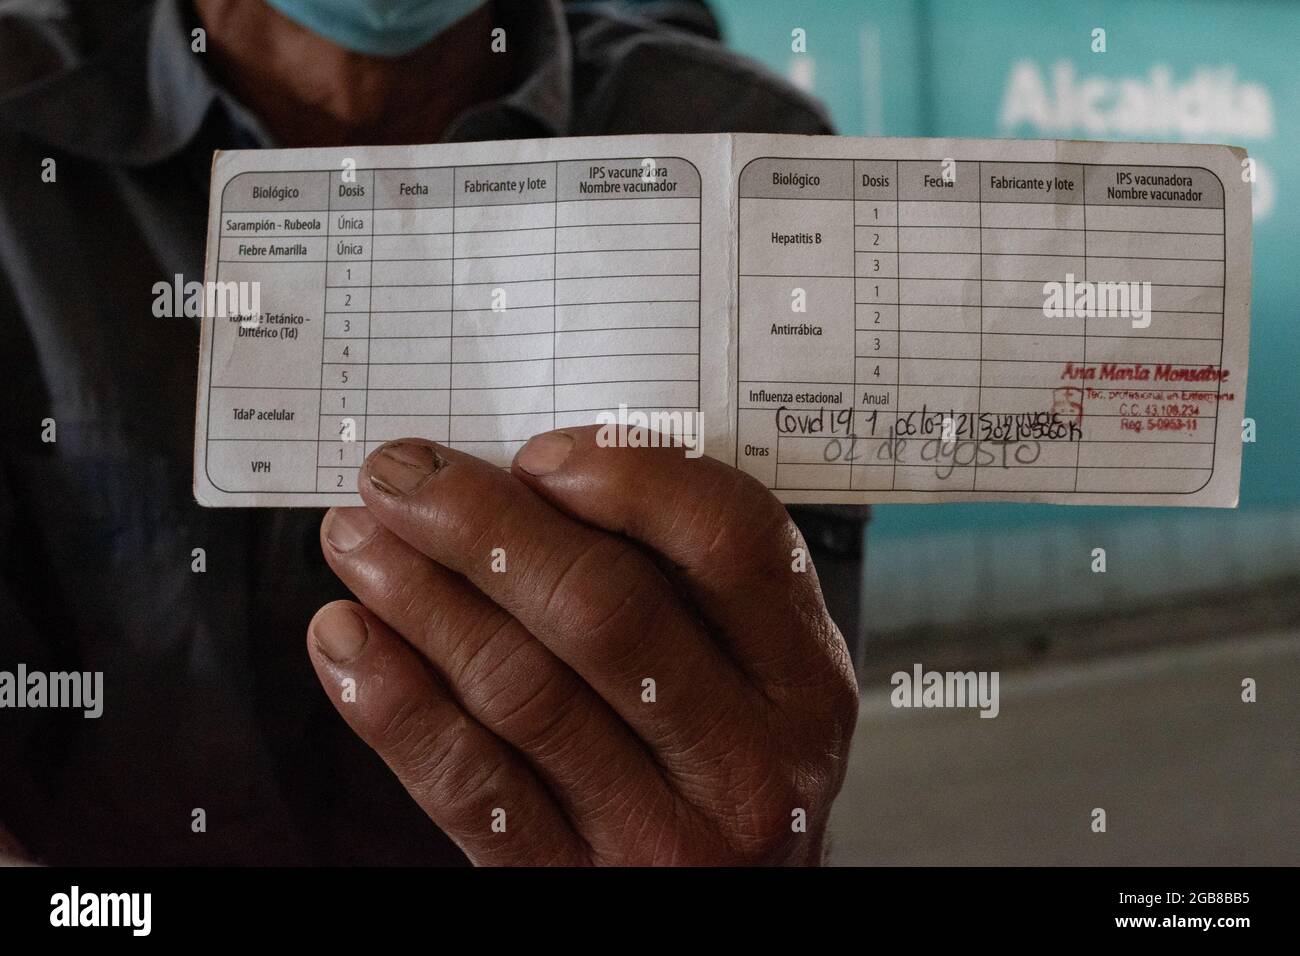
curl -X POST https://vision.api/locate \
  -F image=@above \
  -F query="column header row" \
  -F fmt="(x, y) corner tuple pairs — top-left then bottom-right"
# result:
(222, 158), (702, 212)
(738, 158), (1223, 208)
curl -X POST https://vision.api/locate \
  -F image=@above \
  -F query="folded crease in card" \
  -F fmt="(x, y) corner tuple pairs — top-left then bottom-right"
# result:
(193, 133), (1251, 508)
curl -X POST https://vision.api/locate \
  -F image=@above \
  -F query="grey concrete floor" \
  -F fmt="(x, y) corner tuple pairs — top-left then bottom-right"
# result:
(828, 630), (1299, 865)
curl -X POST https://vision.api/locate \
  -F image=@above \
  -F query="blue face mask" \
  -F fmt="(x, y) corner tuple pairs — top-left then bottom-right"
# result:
(263, 0), (490, 57)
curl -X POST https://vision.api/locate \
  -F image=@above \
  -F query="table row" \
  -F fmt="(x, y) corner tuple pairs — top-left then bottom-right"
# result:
(738, 159), (1225, 207)
(740, 276), (1222, 309)
(208, 381), (702, 439)
(222, 248), (698, 282)
(739, 378), (1229, 411)
(204, 405), (696, 494)
(221, 159), (702, 212)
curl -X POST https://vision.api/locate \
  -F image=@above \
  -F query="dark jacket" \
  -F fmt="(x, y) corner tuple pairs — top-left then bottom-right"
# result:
(0, 0), (852, 864)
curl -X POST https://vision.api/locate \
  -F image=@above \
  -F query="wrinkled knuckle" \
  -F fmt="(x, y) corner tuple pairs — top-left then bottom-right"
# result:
(379, 700), (494, 819)
(699, 472), (797, 565)
(482, 663), (580, 755)
(833, 658), (860, 733)
(394, 719), (504, 824)
(729, 778), (807, 863)
(542, 537), (623, 618)
(384, 571), (440, 629)
(696, 733), (802, 861)
(550, 542), (664, 663)
(429, 743), (511, 820)
(656, 694), (745, 772)
(444, 613), (518, 688)
(815, 622), (859, 728)
(380, 698), (454, 780)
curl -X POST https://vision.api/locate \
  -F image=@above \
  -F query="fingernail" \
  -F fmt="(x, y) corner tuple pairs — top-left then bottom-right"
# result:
(323, 507), (378, 553)
(368, 440), (444, 496)
(312, 604), (369, 663)
(516, 431), (573, 476)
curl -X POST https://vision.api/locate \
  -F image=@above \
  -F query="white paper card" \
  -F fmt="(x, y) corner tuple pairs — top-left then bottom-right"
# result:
(194, 134), (1251, 508)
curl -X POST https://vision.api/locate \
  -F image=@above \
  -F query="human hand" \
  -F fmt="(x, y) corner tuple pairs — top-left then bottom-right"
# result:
(307, 428), (858, 865)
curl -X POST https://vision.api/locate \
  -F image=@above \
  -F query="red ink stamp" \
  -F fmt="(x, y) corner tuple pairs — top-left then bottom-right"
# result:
(1052, 386), (1084, 426)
